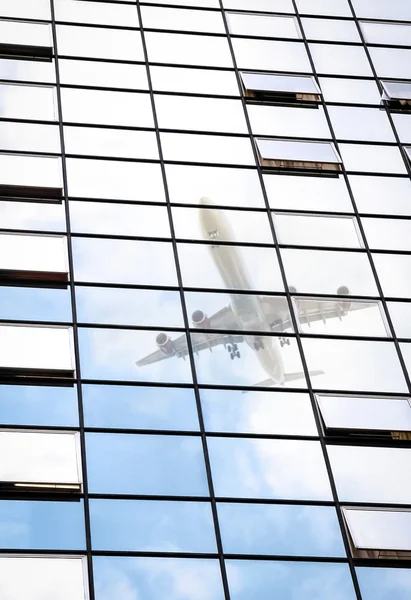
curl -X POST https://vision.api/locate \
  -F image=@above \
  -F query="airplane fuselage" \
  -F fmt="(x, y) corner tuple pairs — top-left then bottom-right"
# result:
(199, 198), (286, 384)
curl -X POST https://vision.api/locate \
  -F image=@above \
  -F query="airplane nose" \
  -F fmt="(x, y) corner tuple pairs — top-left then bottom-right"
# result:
(199, 196), (213, 206)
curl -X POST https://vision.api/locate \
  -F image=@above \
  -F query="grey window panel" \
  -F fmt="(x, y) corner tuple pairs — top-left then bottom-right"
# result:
(240, 72), (321, 104)
(317, 394), (411, 439)
(227, 12), (301, 38)
(0, 430), (81, 493)
(0, 20), (52, 61)
(0, 325), (75, 381)
(256, 138), (342, 172)
(0, 233), (68, 284)
(343, 507), (411, 559)
(381, 80), (411, 110)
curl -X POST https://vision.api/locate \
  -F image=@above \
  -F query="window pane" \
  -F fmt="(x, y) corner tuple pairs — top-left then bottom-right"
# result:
(0, 499), (85, 550)
(0, 431), (80, 488)
(369, 47), (411, 79)
(160, 132), (255, 165)
(86, 433), (207, 495)
(64, 127), (158, 160)
(0, 154), (62, 191)
(141, 6), (224, 33)
(328, 106), (395, 143)
(145, 32), (232, 67)
(223, 0), (294, 12)
(83, 385), (198, 431)
(208, 437), (332, 500)
(227, 13), (301, 38)
(349, 175), (411, 216)
(319, 77), (381, 104)
(0, 19), (51, 50)
(0, 57), (55, 83)
(0, 0), (50, 19)
(241, 71), (320, 96)
(274, 214), (362, 248)
(55, 0), (138, 26)
(302, 17), (360, 42)
(201, 389), (317, 435)
(297, 0), (351, 17)
(249, 105), (331, 138)
(56, 25), (144, 61)
(93, 557), (225, 600)
(59, 59), (148, 90)
(0, 556), (87, 600)
(226, 560), (356, 600)
(310, 43), (372, 76)
(388, 302), (411, 337)
(344, 507), (411, 552)
(151, 65), (239, 96)
(219, 503), (344, 556)
(374, 253), (411, 298)
(0, 199), (64, 232)
(232, 39), (311, 72)
(352, 0), (411, 20)
(303, 339), (407, 393)
(357, 566), (411, 600)
(361, 21), (411, 46)
(0, 122), (60, 154)
(317, 394), (411, 433)
(90, 499), (217, 552)
(256, 138), (340, 163)
(329, 445), (411, 503)
(362, 218), (411, 251)
(339, 144), (407, 174)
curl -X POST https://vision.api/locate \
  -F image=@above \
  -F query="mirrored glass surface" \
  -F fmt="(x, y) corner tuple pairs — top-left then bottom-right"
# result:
(339, 143), (407, 174)
(223, 0), (294, 11)
(281, 248), (378, 296)
(329, 445), (411, 503)
(362, 218), (411, 251)
(249, 105), (330, 139)
(264, 173), (353, 213)
(90, 499), (216, 552)
(382, 80), (411, 101)
(361, 21), (411, 46)
(0, 384), (78, 427)
(80, 328), (193, 384)
(166, 165), (264, 208)
(0, 153), (62, 190)
(201, 389), (317, 435)
(173, 205), (273, 244)
(319, 77), (381, 105)
(0, 19), (51, 48)
(344, 507), (411, 552)
(256, 138), (339, 163)
(142, 0), (219, 7)
(241, 71), (320, 95)
(227, 13), (301, 38)
(0, 430), (80, 486)
(274, 214), (362, 248)
(83, 385), (198, 431)
(317, 394), (411, 433)
(392, 113), (411, 144)
(70, 201), (169, 237)
(374, 253), (411, 298)
(0, 122), (60, 154)
(141, 5), (224, 33)
(155, 95), (247, 134)
(226, 560), (356, 600)
(59, 59), (148, 90)
(56, 24), (144, 61)
(55, 0), (138, 26)
(93, 556), (225, 600)
(0, 233), (67, 279)
(64, 127), (158, 160)
(369, 47), (411, 79)
(329, 106), (395, 143)
(295, 298), (388, 337)
(61, 89), (153, 127)
(0, 57), (55, 83)
(310, 43), (372, 76)
(232, 39), (311, 72)
(218, 503), (344, 556)
(0, 556), (87, 600)
(73, 238), (177, 286)
(178, 242), (284, 292)
(352, 0), (411, 20)
(302, 17), (360, 42)
(0, 199), (64, 231)
(208, 437), (332, 500)
(66, 159), (165, 202)
(160, 132), (255, 165)
(145, 32), (232, 67)
(87, 433), (207, 495)
(349, 175), (411, 216)
(303, 339), (407, 393)
(388, 302), (411, 338)
(151, 65), (239, 96)
(297, 0), (351, 16)
(76, 287), (183, 328)
(0, 286), (71, 322)
(0, 499), (85, 549)
(357, 566), (411, 600)
(0, 0), (50, 19)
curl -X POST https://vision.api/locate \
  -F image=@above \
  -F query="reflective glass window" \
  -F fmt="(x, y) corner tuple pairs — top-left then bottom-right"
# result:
(256, 139), (341, 171)
(339, 143), (408, 174)
(329, 106), (395, 143)
(0, 556), (87, 600)
(374, 253), (411, 298)
(297, 0), (351, 17)
(64, 127), (158, 160)
(317, 394), (411, 434)
(349, 175), (411, 215)
(80, 328), (193, 384)
(302, 17), (360, 42)
(226, 560), (356, 600)
(319, 77), (381, 105)
(55, 0), (139, 26)
(310, 43), (372, 76)
(388, 302), (411, 338)
(0, 154), (62, 192)
(0, 122), (60, 154)
(86, 433), (207, 495)
(329, 445), (411, 503)
(0, 83), (56, 120)
(344, 507), (411, 554)
(227, 12), (301, 38)
(0, 0), (50, 20)
(90, 499), (217, 552)
(201, 389), (317, 435)
(249, 105), (331, 138)
(233, 38), (311, 72)
(303, 339), (407, 393)
(241, 71), (321, 102)
(0, 19), (52, 59)
(145, 32), (232, 67)
(0, 57), (55, 83)
(0, 430), (80, 490)
(281, 248), (378, 296)
(361, 21), (411, 46)
(141, 6), (224, 33)
(208, 437), (332, 500)
(142, 0), (218, 5)
(223, 0), (294, 12)
(369, 47), (411, 79)
(362, 218), (411, 251)
(93, 556), (224, 600)
(0, 199), (64, 231)
(83, 385), (198, 431)
(0, 325), (74, 379)
(56, 24), (144, 61)
(357, 566), (411, 600)
(0, 285), (71, 323)
(274, 213), (362, 248)
(160, 132), (255, 165)
(352, 0), (411, 20)
(219, 503), (344, 556)
(392, 114), (411, 144)
(381, 80), (411, 102)
(0, 499), (85, 550)
(151, 65), (239, 96)
(59, 59), (148, 90)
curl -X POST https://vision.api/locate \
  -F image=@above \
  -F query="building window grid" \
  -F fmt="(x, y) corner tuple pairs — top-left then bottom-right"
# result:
(0, 1), (409, 600)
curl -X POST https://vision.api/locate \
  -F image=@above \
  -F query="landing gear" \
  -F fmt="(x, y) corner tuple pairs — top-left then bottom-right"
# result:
(280, 337), (290, 347)
(227, 343), (241, 359)
(253, 340), (265, 351)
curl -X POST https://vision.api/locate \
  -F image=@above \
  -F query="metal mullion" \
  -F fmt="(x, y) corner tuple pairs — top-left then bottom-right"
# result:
(135, 3), (231, 600)
(49, 4), (95, 599)
(294, 5), (411, 597)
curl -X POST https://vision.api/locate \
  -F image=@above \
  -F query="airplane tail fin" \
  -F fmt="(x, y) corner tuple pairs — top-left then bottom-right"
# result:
(247, 370), (324, 389)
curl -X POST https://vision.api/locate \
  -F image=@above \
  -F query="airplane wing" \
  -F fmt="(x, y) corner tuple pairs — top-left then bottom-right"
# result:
(137, 305), (243, 367)
(260, 295), (374, 331)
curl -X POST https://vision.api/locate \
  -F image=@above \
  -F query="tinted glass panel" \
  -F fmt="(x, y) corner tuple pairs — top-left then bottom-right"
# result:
(344, 507), (411, 551)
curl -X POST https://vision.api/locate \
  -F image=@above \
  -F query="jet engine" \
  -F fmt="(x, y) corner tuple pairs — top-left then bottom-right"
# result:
(288, 286), (297, 294)
(191, 310), (210, 328)
(337, 286), (351, 311)
(156, 332), (176, 356)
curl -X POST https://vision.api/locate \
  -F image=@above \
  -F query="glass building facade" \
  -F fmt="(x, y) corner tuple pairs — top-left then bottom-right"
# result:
(1, 0), (411, 598)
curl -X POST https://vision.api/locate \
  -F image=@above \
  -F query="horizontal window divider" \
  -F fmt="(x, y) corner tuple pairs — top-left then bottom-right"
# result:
(0, 318), (71, 328)
(341, 500), (411, 510)
(90, 550), (219, 559)
(0, 43), (53, 62)
(83, 427), (319, 441)
(76, 322), (185, 332)
(215, 496), (335, 506)
(79, 377), (194, 388)
(54, 20), (141, 32)
(223, 553), (347, 563)
(142, 27), (227, 39)
(88, 493), (210, 502)
(60, 83), (150, 95)
(65, 152), (158, 162)
(0, 548), (86, 556)
(0, 490), (83, 502)
(58, 55), (236, 72)
(0, 227), (66, 238)
(0, 423), (79, 432)
(63, 122), (154, 132)
(73, 281), (180, 292)
(68, 196), (166, 208)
